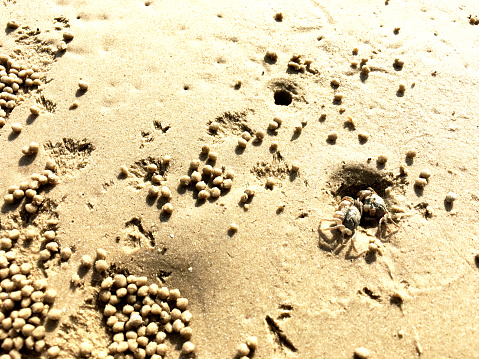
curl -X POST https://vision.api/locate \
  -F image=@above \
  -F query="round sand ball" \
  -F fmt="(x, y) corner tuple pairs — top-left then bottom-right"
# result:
(77, 80), (89, 91)
(13, 189), (24, 199)
(147, 163), (158, 173)
(169, 288), (181, 300)
(63, 30), (74, 41)
(11, 123), (22, 133)
(208, 151), (218, 162)
(211, 167), (222, 177)
(377, 155), (388, 164)
(246, 336), (258, 350)
(7, 20), (20, 29)
(419, 169), (431, 179)
(223, 178), (233, 190)
(241, 131), (252, 141)
(197, 189), (210, 200)
(225, 169), (235, 179)
(148, 186), (160, 198)
(255, 130), (265, 140)
(190, 171), (202, 182)
(190, 159), (200, 170)
(179, 175), (190, 186)
(0, 118), (5, 127)
(445, 192), (457, 203)
(44, 289), (57, 303)
(160, 186), (171, 198)
(406, 149), (417, 158)
(195, 181), (207, 191)
(237, 343), (250, 357)
(209, 122), (220, 132)
(47, 346), (60, 358)
(333, 93), (344, 102)
(182, 341), (195, 355)
(210, 187), (221, 198)
(162, 203), (173, 214)
(95, 260), (108, 272)
(361, 65), (370, 74)
(331, 78), (340, 87)
(212, 176), (223, 186)
(202, 165), (213, 176)
(81, 255), (93, 268)
(119, 165), (129, 176)
(327, 131), (338, 142)
(27, 142), (39, 154)
(114, 274), (127, 288)
(80, 341), (93, 356)
(240, 193), (248, 203)
(201, 144), (210, 154)
(398, 83), (406, 92)
(4, 194), (15, 204)
(268, 121), (279, 131)
(30, 106), (40, 116)
(60, 247), (72, 261)
(291, 161), (300, 172)
(180, 326), (193, 339)
(230, 223), (239, 232)
(354, 347), (370, 359)
(270, 141), (279, 150)
(57, 41), (67, 51)
(266, 177), (275, 189)
(96, 248), (107, 260)
(414, 178), (428, 188)
(358, 132), (369, 142)
(238, 138), (248, 148)
(176, 297), (188, 310)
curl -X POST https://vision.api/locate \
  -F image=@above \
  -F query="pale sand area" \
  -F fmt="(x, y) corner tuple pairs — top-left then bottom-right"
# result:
(1, 0), (479, 358)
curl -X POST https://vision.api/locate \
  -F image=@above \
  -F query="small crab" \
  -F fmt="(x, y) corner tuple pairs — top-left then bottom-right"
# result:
(357, 187), (399, 239)
(319, 196), (362, 251)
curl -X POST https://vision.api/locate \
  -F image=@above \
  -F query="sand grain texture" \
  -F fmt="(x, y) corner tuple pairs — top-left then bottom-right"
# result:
(1, 0), (479, 358)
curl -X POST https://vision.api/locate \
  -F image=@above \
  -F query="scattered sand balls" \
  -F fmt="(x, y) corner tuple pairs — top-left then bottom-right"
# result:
(148, 186), (160, 197)
(162, 203), (174, 214)
(414, 178), (428, 188)
(274, 12), (283, 21)
(201, 144), (210, 154)
(354, 347), (370, 359)
(7, 19), (20, 29)
(361, 65), (370, 74)
(237, 343), (250, 357)
(160, 186), (172, 198)
(266, 177), (275, 189)
(327, 131), (338, 142)
(78, 80), (89, 91)
(210, 187), (221, 198)
(60, 247), (72, 261)
(398, 82), (406, 92)
(331, 78), (340, 87)
(30, 105), (40, 116)
(238, 138), (248, 148)
(268, 121), (279, 131)
(179, 175), (191, 186)
(394, 57), (404, 68)
(255, 130), (265, 140)
(11, 123), (22, 133)
(270, 141), (279, 150)
(61, 30), (75, 42)
(291, 161), (300, 172)
(230, 222), (239, 232)
(377, 155), (388, 164)
(445, 192), (457, 203)
(406, 149), (417, 158)
(21, 142), (40, 156)
(265, 50), (278, 62)
(419, 169), (431, 179)
(81, 255), (93, 268)
(209, 121), (220, 132)
(246, 336), (258, 350)
(358, 131), (369, 142)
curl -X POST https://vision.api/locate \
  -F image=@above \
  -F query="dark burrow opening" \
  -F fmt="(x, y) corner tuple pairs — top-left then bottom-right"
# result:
(274, 89), (293, 106)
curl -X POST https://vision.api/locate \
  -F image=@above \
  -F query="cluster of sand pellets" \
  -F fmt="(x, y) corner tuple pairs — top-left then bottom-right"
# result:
(98, 274), (195, 358)
(3, 164), (59, 214)
(0, 54), (43, 125)
(179, 144), (235, 201)
(0, 247), (61, 357)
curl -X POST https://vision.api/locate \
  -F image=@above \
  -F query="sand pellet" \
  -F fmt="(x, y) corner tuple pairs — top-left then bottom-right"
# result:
(162, 203), (173, 214)
(361, 65), (370, 74)
(180, 326), (193, 339)
(179, 175), (190, 186)
(419, 169), (431, 179)
(377, 155), (388, 164)
(354, 347), (370, 359)
(30, 106), (40, 115)
(333, 93), (344, 101)
(160, 186), (171, 198)
(237, 343), (250, 356)
(63, 30), (74, 40)
(406, 149), (417, 158)
(445, 192), (457, 203)
(238, 138), (248, 148)
(201, 144), (210, 154)
(414, 178), (428, 188)
(208, 151), (218, 162)
(190, 171), (202, 182)
(120, 165), (129, 175)
(255, 130), (265, 140)
(197, 190), (210, 200)
(398, 83), (406, 92)
(246, 336), (258, 349)
(47, 346), (60, 357)
(95, 260), (108, 272)
(327, 131), (338, 142)
(209, 121), (220, 132)
(60, 247), (72, 261)
(210, 187), (221, 198)
(223, 178), (233, 190)
(11, 123), (22, 133)
(7, 20), (20, 29)
(268, 121), (279, 131)
(147, 164), (157, 173)
(182, 341), (195, 354)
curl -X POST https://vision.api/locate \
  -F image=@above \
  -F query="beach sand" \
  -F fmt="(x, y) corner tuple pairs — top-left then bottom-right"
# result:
(1, 0), (479, 358)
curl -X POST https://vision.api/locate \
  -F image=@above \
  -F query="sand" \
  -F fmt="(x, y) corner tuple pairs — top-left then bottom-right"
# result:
(1, 0), (479, 358)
